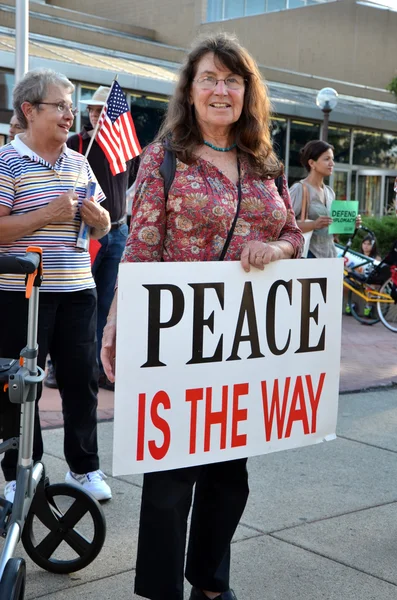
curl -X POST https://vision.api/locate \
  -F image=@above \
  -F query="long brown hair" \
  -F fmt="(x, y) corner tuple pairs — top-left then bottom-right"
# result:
(157, 33), (283, 178)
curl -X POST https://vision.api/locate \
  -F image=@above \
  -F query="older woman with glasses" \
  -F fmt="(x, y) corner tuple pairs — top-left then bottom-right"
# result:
(102, 33), (303, 600)
(0, 68), (112, 503)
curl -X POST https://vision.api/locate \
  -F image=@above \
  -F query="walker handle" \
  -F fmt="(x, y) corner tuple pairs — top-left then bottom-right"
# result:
(0, 251), (41, 275)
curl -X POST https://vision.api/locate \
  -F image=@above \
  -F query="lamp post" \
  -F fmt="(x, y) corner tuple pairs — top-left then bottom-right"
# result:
(316, 87), (338, 142)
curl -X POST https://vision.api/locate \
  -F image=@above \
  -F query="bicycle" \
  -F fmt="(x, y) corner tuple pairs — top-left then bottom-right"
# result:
(338, 227), (397, 332)
(0, 248), (106, 599)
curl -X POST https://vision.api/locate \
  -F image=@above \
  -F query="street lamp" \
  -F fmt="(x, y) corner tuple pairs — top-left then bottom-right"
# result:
(316, 87), (338, 142)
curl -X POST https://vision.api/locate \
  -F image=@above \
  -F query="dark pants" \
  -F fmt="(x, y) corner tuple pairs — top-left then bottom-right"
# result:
(92, 222), (128, 371)
(134, 458), (249, 600)
(0, 289), (99, 481)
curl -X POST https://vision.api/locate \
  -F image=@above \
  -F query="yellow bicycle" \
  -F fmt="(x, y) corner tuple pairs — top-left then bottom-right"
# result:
(339, 228), (397, 332)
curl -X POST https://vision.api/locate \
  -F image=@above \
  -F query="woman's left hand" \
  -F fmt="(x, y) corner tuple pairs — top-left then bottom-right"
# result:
(80, 197), (110, 230)
(355, 214), (362, 228)
(240, 240), (282, 272)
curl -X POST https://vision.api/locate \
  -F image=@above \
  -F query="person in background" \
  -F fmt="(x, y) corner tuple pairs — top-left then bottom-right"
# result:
(289, 140), (337, 258)
(8, 112), (24, 141)
(361, 234), (381, 262)
(0, 68), (112, 502)
(101, 33), (303, 600)
(345, 233), (382, 316)
(290, 140), (361, 259)
(65, 86), (138, 392)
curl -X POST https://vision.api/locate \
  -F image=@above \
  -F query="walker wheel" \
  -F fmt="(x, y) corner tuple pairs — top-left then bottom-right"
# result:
(21, 483), (106, 574)
(0, 557), (26, 600)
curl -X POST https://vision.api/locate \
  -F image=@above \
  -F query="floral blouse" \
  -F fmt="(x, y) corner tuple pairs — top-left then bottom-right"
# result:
(122, 142), (303, 264)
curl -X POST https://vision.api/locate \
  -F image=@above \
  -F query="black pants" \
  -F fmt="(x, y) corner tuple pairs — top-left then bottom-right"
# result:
(134, 458), (249, 600)
(0, 289), (99, 481)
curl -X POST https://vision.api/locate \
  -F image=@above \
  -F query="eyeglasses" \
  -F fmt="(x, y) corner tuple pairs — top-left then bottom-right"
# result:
(35, 102), (78, 116)
(194, 75), (246, 90)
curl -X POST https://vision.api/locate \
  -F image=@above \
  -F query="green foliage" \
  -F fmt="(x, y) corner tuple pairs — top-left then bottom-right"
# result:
(386, 77), (397, 100)
(338, 216), (397, 257)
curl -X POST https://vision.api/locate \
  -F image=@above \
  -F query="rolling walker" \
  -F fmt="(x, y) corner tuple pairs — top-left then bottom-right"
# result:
(0, 248), (106, 599)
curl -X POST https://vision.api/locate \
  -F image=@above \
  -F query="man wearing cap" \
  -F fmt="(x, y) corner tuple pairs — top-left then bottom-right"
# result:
(67, 86), (138, 391)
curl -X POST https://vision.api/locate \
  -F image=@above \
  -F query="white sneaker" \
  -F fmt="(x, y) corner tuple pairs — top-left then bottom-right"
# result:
(65, 469), (112, 501)
(4, 480), (16, 503)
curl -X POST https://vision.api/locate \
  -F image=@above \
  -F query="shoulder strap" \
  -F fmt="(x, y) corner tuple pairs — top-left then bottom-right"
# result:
(219, 161), (242, 261)
(300, 182), (309, 221)
(275, 175), (283, 197)
(159, 147), (176, 202)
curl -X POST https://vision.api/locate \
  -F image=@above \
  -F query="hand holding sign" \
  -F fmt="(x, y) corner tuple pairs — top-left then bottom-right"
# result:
(328, 200), (359, 234)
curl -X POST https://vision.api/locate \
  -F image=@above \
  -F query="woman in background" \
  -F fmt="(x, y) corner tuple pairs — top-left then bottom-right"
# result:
(289, 139), (336, 258)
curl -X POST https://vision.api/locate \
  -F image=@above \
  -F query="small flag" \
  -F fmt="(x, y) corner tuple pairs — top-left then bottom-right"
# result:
(97, 81), (141, 175)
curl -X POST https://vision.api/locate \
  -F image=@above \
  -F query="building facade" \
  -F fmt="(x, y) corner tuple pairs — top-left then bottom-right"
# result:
(1, 0), (397, 215)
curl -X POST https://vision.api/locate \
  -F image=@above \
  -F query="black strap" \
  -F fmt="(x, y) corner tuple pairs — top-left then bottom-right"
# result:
(218, 161), (242, 262)
(275, 175), (283, 197)
(159, 147), (176, 201)
(159, 149), (243, 261)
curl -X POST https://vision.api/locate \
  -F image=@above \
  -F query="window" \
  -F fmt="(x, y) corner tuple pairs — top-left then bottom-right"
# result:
(271, 117), (287, 162)
(205, 0), (335, 21)
(245, 0), (265, 15)
(0, 71), (14, 111)
(225, 0), (245, 18)
(353, 130), (397, 169)
(267, 0), (287, 11)
(207, 0), (224, 21)
(130, 94), (168, 148)
(327, 126), (351, 164)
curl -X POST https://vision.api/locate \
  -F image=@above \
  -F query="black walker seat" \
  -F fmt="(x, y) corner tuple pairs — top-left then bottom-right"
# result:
(0, 249), (106, 600)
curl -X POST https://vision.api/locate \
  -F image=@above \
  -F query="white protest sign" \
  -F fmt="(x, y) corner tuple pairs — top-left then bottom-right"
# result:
(113, 258), (343, 476)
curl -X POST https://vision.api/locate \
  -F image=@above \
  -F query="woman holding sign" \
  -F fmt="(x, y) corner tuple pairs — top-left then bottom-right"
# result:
(290, 140), (361, 259)
(289, 140), (337, 258)
(102, 33), (303, 600)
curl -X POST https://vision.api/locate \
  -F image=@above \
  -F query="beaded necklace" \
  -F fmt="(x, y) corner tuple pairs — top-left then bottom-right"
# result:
(203, 140), (237, 152)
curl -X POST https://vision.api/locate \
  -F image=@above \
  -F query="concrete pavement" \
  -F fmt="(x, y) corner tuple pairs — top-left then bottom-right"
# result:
(1, 315), (397, 599)
(2, 387), (397, 599)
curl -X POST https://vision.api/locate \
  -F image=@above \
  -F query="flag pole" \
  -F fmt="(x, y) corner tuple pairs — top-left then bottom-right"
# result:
(72, 76), (118, 193)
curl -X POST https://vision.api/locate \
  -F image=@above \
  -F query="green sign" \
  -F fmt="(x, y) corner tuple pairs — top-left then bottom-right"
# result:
(328, 200), (359, 234)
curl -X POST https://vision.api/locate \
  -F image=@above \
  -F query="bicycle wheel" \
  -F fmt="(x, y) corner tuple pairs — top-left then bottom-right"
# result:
(21, 483), (106, 574)
(347, 290), (380, 326)
(376, 278), (397, 332)
(0, 557), (26, 600)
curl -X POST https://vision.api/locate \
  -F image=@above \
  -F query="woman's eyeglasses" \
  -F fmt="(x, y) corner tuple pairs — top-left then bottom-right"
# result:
(35, 102), (79, 116)
(194, 75), (246, 90)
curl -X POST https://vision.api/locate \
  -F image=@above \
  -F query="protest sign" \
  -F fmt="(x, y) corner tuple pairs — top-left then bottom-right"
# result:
(329, 200), (359, 234)
(112, 258), (343, 476)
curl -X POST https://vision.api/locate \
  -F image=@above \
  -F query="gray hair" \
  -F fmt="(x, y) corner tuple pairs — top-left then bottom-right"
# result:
(13, 68), (74, 129)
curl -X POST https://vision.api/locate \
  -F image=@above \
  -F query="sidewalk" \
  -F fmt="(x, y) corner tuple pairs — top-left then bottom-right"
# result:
(39, 315), (397, 429)
(6, 386), (397, 599)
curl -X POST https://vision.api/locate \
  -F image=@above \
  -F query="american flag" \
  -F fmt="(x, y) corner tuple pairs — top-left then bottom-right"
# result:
(97, 81), (141, 175)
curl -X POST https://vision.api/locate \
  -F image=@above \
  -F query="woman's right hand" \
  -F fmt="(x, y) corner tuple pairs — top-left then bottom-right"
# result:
(313, 216), (333, 230)
(101, 319), (117, 383)
(47, 191), (78, 222)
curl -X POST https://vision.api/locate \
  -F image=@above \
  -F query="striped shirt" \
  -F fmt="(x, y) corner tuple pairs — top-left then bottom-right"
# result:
(0, 136), (105, 292)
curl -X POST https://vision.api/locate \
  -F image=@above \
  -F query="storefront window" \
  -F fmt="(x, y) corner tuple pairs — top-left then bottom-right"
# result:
(328, 126), (351, 164)
(288, 120), (320, 185)
(271, 117), (287, 162)
(333, 171), (348, 200)
(131, 95), (168, 148)
(0, 71), (14, 111)
(353, 130), (397, 169)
